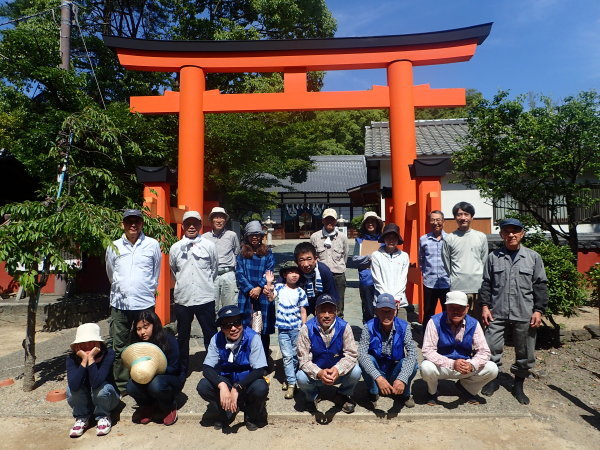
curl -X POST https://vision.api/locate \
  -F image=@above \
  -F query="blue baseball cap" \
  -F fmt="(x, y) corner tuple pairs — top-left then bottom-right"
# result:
(315, 294), (338, 309)
(123, 209), (143, 220)
(375, 293), (396, 309)
(217, 305), (242, 325)
(499, 218), (524, 230)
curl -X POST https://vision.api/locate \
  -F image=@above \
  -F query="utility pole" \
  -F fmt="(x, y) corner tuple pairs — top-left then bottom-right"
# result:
(59, 0), (71, 70)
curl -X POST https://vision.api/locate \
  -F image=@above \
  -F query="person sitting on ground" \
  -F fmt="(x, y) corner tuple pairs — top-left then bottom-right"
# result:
(296, 294), (361, 414)
(66, 323), (120, 438)
(294, 241), (338, 317)
(197, 305), (269, 431)
(264, 262), (308, 399)
(370, 223), (410, 321)
(358, 293), (418, 409)
(352, 211), (384, 323)
(420, 291), (498, 406)
(126, 311), (181, 426)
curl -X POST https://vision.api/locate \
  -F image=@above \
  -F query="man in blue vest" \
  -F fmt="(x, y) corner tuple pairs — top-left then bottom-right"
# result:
(358, 293), (418, 408)
(296, 294), (361, 414)
(197, 305), (269, 431)
(421, 291), (498, 406)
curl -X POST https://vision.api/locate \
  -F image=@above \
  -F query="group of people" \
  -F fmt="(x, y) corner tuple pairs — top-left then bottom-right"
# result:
(65, 201), (549, 437)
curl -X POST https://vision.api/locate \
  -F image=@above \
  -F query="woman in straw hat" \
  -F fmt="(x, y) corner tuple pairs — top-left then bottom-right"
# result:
(235, 220), (275, 362)
(352, 212), (384, 323)
(66, 323), (120, 438)
(126, 311), (182, 426)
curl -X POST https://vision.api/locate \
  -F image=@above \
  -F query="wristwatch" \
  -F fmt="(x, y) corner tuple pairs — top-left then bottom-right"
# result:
(233, 383), (243, 392)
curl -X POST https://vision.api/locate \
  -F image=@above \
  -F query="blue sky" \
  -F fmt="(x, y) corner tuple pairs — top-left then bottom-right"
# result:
(322, 0), (600, 102)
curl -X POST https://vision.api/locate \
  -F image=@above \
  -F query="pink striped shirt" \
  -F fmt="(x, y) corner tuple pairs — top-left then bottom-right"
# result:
(422, 316), (490, 371)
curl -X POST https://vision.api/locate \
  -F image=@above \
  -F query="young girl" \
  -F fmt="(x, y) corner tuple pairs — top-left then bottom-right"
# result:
(235, 220), (275, 361)
(265, 262), (308, 399)
(352, 212), (384, 323)
(66, 323), (120, 438)
(126, 311), (182, 426)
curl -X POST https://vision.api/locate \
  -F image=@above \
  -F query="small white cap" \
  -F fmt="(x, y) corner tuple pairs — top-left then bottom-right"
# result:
(182, 211), (202, 223)
(322, 208), (338, 220)
(445, 291), (468, 307)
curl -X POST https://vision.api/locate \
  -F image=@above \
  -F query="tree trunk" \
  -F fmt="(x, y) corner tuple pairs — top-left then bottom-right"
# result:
(22, 287), (40, 392)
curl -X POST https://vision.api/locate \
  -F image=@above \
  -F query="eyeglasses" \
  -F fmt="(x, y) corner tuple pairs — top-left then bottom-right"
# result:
(430, 219), (444, 223)
(221, 319), (242, 329)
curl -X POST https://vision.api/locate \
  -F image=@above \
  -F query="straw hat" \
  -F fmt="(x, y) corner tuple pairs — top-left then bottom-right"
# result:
(70, 323), (103, 351)
(122, 342), (168, 384)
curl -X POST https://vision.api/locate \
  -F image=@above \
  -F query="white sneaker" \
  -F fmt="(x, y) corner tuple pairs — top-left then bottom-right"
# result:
(96, 416), (112, 436)
(69, 417), (89, 438)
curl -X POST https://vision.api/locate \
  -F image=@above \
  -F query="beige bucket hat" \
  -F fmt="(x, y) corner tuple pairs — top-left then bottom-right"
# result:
(70, 323), (103, 351)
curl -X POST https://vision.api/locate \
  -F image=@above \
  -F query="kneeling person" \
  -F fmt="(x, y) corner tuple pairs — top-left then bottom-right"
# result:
(197, 306), (269, 431)
(421, 291), (498, 405)
(296, 295), (361, 414)
(358, 294), (418, 408)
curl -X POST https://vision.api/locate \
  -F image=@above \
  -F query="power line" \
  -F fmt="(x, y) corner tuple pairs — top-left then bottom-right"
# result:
(72, 4), (106, 109)
(0, 6), (60, 27)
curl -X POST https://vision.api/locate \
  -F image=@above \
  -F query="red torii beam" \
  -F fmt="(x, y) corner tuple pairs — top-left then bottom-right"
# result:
(105, 23), (491, 323)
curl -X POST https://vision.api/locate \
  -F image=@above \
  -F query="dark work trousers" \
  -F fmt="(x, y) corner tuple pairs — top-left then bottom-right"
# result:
(333, 272), (346, 317)
(422, 286), (450, 330)
(485, 319), (537, 378)
(109, 306), (154, 393)
(197, 377), (269, 424)
(359, 284), (375, 323)
(175, 302), (217, 378)
(127, 374), (181, 410)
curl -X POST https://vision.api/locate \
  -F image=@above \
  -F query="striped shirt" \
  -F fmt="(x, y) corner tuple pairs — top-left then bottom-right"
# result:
(274, 283), (308, 330)
(419, 231), (450, 289)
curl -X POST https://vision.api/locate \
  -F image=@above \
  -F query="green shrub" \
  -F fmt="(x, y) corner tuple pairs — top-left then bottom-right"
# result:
(586, 263), (600, 307)
(524, 233), (587, 318)
(351, 214), (364, 231)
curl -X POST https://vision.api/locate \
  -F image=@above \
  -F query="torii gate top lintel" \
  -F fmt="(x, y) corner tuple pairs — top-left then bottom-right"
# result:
(103, 22), (492, 73)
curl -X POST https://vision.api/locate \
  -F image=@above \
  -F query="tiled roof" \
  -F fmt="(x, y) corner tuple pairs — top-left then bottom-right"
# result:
(268, 155), (367, 193)
(365, 118), (468, 158)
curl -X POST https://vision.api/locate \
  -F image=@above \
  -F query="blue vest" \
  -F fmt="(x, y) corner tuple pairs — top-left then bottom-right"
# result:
(367, 317), (407, 373)
(216, 327), (256, 383)
(307, 317), (347, 369)
(431, 312), (477, 360)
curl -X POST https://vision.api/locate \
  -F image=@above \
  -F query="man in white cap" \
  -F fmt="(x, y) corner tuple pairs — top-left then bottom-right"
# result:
(170, 210), (219, 383)
(420, 291), (498, 406)
(310, 208), (349, 317)
(204, 207), (240, 311)
(106, 209), (162, 393)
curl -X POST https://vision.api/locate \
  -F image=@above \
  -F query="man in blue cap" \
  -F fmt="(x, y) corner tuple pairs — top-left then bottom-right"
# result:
(479, 218), (548, 405)
(358, 293), (418, 408)
(296, 294), (360, 414)
(105, 209), (162, 393)
(197, 305), (269, 431)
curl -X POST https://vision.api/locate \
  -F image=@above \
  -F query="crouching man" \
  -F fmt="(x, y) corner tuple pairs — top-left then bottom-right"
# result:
(296, 294), (361, 414)
(421, 291), (498, 405)
(197, 306), (269, 431)
(358, 293), (418, 408)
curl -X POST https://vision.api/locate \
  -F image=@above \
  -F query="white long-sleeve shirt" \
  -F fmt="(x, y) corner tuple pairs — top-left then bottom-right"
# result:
(370, 248), (410, 307)
(105, 233), (161, 310)
(169, 235), (219, 306)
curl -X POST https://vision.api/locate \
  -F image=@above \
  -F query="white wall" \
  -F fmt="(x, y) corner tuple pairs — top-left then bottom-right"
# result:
(441, 177), (493, 221)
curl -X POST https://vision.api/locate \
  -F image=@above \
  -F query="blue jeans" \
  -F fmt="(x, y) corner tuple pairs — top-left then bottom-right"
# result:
(278, 328), (300, 385)
(361, 355), (417, 397)
(296, 365), (362, 401)
(127, 374), (181, 409)
(67, 382), (120, 420)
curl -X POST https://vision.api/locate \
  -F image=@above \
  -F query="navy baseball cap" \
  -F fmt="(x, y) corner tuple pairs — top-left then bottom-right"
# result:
(123, 209), (143, 220)
(315, 294), (338, 309)
(499, 218), (524, 230)
(217, 305), (242, 325)
(375, 293), (396, 309)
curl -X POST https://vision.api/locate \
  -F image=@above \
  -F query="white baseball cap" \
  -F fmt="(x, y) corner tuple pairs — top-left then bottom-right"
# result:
(182, 211), (202, 223)
(445, 291), (468, 307)
(322, 208), (338, 220)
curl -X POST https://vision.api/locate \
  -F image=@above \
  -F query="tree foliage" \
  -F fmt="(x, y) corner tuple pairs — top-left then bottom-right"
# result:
(452, 90), (600, 258)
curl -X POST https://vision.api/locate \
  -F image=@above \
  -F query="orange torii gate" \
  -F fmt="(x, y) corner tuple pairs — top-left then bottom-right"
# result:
(105, 23), (491, 324)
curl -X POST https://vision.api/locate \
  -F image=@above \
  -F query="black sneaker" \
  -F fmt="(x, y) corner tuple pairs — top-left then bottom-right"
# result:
(245, 421), (258, 431)
(336, 394), (356, 414)
(426, 393), (440, 406)
(481, 378), (500, 397)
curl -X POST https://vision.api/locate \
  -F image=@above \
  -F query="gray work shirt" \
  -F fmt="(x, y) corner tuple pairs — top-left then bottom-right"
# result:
(478, 245), (548, 322)
(203, 229), (240, 270)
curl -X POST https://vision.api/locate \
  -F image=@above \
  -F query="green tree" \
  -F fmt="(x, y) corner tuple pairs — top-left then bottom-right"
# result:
(452, 90), (600, 259)
(415, 89), (483, 120)
(0, 197), (176, 391)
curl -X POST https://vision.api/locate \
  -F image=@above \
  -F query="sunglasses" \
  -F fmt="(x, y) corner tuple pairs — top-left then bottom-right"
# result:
(221, 319), (242, 329)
